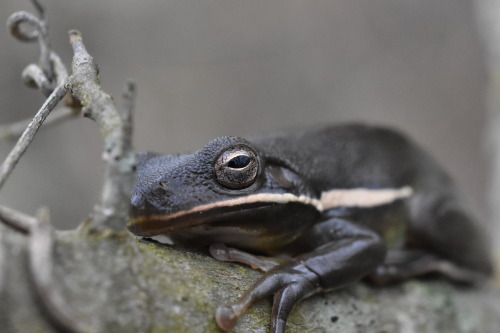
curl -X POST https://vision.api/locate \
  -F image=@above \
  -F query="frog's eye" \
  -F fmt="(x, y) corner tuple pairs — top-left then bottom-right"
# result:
(214, 145), (258, 189)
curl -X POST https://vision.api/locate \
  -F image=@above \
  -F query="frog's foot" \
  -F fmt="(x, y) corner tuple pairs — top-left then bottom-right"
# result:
(368, 249), (487, 285)
(209, 243), (284, 272)
(215, 261), (321, 333)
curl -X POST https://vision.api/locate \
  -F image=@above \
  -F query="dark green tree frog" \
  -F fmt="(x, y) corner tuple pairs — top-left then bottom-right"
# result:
(128, 124), (492, 333)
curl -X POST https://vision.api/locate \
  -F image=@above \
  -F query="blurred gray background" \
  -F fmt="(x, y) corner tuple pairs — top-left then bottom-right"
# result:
(0, 1), (488, 232)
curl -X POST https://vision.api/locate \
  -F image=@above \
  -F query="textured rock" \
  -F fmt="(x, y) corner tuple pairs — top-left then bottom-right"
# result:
(0, 222), (499, 333)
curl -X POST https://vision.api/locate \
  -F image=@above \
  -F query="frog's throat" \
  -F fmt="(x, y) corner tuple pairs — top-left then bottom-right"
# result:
(127, 187), (413, 237)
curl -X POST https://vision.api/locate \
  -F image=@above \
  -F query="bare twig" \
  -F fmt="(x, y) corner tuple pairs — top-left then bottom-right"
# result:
(0, 204), (37, 234)
(0, 107), (78, 141)
(121, 79), (136, 153)
(7, 0), (77, 115)
(7, 0), (54, 94)
(0, 229), (4, 292)
(0, 82), (68, 191)
(0, 0), (70, 191)
(28, 207), (84, 333)
(1, 2), (133, 330)
(68, 30), (135, 231)
(3, 1), (134, 233)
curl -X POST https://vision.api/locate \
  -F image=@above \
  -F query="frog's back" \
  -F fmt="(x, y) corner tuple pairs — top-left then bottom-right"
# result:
(252, 123), (450, 192)
(252, 123), (493, 277)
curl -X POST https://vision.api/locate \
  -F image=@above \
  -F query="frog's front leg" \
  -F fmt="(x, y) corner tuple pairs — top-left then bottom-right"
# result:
(214, 217), (386, 333)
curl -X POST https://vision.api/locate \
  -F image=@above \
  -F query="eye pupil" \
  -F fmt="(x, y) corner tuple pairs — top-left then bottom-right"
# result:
(227, 155), (250, 169)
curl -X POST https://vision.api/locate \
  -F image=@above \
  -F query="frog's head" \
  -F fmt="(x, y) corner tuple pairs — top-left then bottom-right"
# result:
(127, 136), (321, 253)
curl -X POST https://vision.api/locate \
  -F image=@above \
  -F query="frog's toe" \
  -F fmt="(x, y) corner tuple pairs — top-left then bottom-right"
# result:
(214, 262), (321, 333)
(270, 274), (321, 333)
(215, 304), (239, 331)
(209, 243), (230, 261)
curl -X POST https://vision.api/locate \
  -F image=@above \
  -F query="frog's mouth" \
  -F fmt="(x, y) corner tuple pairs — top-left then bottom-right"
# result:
(127, 192), (322, 237)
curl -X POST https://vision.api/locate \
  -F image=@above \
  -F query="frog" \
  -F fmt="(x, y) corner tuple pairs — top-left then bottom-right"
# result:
(127, 123), (492, 333)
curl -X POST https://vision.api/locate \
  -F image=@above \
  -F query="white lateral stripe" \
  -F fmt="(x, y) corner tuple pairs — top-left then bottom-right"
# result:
(185, 193), (323, 216)
(197, 187), (412, 215)
(320, 186), (413, 210)
(236, 193), (323, 210)
(129, 192), (323, 226)
(131, 187), (413, 227)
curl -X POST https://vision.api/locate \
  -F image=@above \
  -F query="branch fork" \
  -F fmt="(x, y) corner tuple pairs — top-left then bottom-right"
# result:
(1, 1), (137, 231)
(0, 2), (138, 331)
(0, 0), (136, 332)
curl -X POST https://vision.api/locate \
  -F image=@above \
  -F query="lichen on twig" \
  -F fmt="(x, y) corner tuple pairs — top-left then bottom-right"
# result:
(68, 30), (136, 231)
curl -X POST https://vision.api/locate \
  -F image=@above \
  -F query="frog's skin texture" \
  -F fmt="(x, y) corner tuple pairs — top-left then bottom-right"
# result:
(128, 124), (492, 333)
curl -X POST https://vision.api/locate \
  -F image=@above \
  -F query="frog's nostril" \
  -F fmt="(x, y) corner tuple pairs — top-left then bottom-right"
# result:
(130, 192), (145, 209)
